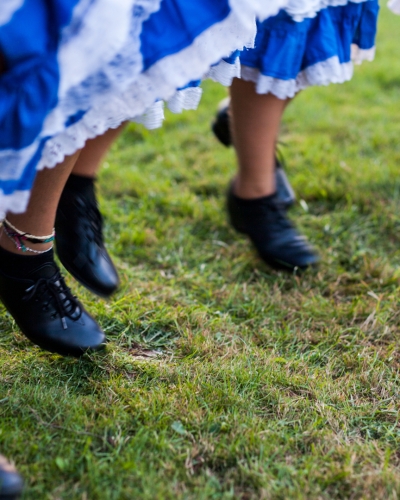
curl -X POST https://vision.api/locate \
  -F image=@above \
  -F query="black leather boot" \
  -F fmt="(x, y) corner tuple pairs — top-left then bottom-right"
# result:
(0, 253), (106, 357)
(212, 99), (296, 209)
(227, 185), (319, 271)
(0, 456), (23, 500)
(55, 175), (119, 298)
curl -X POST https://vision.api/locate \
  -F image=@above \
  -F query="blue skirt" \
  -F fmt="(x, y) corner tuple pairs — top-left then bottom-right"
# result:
(227, 0), (379, 99)
(0, 0), (287, 216)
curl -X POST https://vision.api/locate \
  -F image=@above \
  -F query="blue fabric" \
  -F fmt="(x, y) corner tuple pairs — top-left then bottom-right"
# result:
(140, 0), (231, 71)
(237, 1), (379, 81)
(0, 0), (79, 150)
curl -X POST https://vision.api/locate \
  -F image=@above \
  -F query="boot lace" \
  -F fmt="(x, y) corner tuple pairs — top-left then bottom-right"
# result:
(24, 271), (82, 330)
(75, 195), (104, 247)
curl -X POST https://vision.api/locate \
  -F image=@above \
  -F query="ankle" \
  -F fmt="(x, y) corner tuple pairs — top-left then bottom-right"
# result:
(233, 177), (276, 200)
(0, 243), (54, 279)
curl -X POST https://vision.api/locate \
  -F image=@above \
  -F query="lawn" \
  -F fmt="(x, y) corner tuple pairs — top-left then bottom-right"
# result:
(1, 7), (400, 500)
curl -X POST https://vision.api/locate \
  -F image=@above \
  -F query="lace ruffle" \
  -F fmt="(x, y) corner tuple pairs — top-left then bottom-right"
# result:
(241, 45), (374, 99)
(129, 87), (204, 129)
(167, 87), (203, 115)
(206, 58), (241, 87)
(351, 45), (376, 64)
(229, 0), (288, 21)
(283, 0), (370, 22)
(0, 189), (30, 218)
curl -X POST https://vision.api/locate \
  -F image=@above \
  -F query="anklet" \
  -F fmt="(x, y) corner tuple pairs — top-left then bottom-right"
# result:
(3, 218), (55, 243)
(1, 219), (55, 254)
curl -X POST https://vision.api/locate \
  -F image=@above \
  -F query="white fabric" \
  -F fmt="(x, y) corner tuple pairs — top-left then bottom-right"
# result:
(206, 58), (241, 86)
(167, 87), (203, 115)
(229, 0), (288, 21)
(0, 190), (30, 218)
(351, 45), (376, 64)
(283, 0), (368, 22)
(388, 0), (400, 13)
(0, 0), (23, 26)
(134, 100), (165, 129)
(242, 46), (375, 99)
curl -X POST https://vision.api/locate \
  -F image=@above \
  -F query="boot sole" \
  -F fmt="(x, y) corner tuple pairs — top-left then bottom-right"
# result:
(231, 222), (319, 272)
(57, 255), (119, 300)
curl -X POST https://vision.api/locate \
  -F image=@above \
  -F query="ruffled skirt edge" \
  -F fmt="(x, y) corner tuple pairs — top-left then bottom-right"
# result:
(241, 44), (375, 99)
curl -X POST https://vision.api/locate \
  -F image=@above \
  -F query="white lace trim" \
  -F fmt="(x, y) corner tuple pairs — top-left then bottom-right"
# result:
(39, 5), (262, 169)
(388, 0), (400, 14)
(167, 87), (203, 115)
(284, 0), (369, 22)
(0, 190), (30, 219)
(133, 100), (165, 129)
(229, 0), (288, 21)
(241, 46), (374, 99)
(351, 45), (376, 64)
(206, 58), (241, 86)
(0, 0), (23, 26)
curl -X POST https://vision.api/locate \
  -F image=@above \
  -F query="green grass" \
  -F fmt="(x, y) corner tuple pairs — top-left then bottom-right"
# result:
(2, 9), (400, 500)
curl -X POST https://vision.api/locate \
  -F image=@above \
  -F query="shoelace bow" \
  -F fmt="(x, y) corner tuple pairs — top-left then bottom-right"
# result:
(24, 271), (81, 329)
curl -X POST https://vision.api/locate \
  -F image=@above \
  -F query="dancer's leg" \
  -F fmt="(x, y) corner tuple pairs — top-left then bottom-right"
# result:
(212, 93), (295, 208)
(55, 125), (126, 297)
(227, 79), (318, 271)
(229, 78), (288, 199)
(0, 152), (80, 254)
(71, 124), (126, 178)
(0, 152), (106, 356)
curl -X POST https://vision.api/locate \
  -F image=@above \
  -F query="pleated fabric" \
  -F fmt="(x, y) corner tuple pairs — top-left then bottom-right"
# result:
(224, 0), (379, 99)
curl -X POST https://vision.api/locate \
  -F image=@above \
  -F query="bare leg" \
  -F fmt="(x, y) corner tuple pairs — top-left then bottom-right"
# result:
(229, 78), (289, 199)
(71, 124), (126, 178)
(55, 125), (126, 297)
(227, 79), (318, 270)
(0, 151), (81, 254)
(0, 148), (106, 356)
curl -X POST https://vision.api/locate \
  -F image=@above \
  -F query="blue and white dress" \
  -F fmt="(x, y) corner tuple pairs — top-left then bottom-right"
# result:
(0, 0), (288, 217)
(224, 0), (379, 99)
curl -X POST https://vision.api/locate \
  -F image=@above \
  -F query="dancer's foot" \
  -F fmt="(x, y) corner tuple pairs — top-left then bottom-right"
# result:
(212, 99), (296, 209)
(227, 184), (319, 271)
(0, 455), (23, 500)
(55, 174), (119, 298)
(0, 247), (106, 357)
